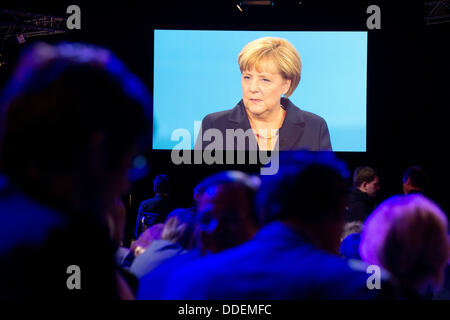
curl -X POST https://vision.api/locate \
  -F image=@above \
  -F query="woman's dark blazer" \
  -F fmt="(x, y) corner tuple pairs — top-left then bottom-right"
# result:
(195, 98), (332, 151)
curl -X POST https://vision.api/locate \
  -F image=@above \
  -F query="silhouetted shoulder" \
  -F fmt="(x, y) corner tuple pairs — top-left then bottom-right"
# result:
(140, 198), (156, 207)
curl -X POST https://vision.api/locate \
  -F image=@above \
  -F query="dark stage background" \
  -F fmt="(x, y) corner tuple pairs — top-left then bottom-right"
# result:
(1, 0), (448, 244)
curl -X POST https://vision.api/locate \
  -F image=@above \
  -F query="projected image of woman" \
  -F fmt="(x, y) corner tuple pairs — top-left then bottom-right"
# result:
(195, 37), (332, 151)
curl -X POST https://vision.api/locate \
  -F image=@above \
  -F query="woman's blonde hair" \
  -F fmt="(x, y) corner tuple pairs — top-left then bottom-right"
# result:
(238, 37), (302, 98)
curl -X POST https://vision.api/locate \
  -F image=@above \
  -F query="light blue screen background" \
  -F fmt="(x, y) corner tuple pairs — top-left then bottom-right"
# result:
(153, 30), (367, 151)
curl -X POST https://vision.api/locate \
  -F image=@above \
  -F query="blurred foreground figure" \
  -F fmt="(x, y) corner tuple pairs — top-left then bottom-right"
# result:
(0, 42), (151, 299)
(360, 194), (450, 299)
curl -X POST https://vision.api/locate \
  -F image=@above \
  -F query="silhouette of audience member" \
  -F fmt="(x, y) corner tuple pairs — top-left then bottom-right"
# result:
(346, 166), (380, 222)
(0, 42), (151, 299)
(130, 208), (196, 278)
(360, 194), (450, 299)
(340, 221), (363, 260)
(135, 174), (171, 238)
(137, 170), (260, 299)
(156, 152), (379, 299)
(193, 171), (260, 254)
(403, 166), (429, 196)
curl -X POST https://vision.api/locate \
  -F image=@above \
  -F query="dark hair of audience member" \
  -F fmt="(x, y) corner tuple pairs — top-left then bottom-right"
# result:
(154, 174), (170, 195)
(194, 171), (261, 253)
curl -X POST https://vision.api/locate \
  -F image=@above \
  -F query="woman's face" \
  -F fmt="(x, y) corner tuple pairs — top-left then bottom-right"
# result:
(241, 59), (291, 118)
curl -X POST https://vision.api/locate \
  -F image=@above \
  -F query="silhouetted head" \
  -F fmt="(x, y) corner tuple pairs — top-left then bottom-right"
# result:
(195, 171), (260, 254)
(153, 174), (170, 195)
(403, 166), (429, 195)
(353, 166), (380, 197)
(257, 151), (350, 253)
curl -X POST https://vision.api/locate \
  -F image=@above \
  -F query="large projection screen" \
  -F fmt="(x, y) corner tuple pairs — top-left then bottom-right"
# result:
(153, 30), (367, 152)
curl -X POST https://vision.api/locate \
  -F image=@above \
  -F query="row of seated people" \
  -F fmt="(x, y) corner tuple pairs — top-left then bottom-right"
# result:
(123, 162), (447, 299)
(133, 164), (430, 243)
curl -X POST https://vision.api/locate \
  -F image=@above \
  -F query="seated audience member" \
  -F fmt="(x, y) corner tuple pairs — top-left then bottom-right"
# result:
(340, 234), (362, 261)
(341, 221), (364, 241)
(134, 174), (171, 238)
(346, 166), (381, 222)
(191, 183), (205, 210)
(0, 42), (151, 299)
(156, 152), (381, 300)
(130, 208), (196, 278)
(137, 171), (260, 299)
(402, 166), (429, 196)
(193, 171), (260, 254)
(340, 221), (363, 260)
(360, 194), (450, 299)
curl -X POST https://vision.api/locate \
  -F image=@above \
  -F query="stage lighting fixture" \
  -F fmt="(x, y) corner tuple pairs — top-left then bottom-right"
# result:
(241, 0), (273, 5)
